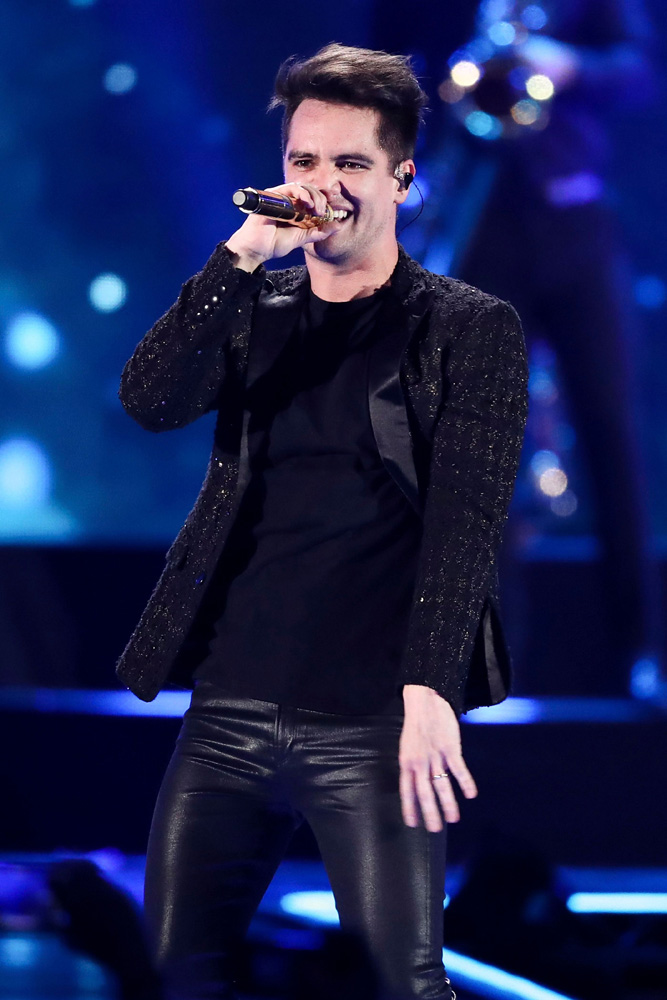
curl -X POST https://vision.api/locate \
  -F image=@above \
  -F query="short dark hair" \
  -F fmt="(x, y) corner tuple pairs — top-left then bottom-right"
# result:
(268, 42), (428, 170)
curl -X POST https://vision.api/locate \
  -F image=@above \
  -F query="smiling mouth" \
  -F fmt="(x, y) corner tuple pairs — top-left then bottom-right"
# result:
(327, 206), (354, 220)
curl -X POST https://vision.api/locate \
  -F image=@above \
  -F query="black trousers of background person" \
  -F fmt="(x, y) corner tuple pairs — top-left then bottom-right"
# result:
(144, 680), (454, 1000)
(460, 178), (663, 690)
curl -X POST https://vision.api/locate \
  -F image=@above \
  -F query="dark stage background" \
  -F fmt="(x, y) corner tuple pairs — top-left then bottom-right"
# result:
(1, 0), (666, 547)
(1, 9), (667, 999)
(2, 0), (667, 702)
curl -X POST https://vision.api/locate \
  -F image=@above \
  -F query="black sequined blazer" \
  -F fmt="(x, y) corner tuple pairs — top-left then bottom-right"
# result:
(116, 243), (529, 717)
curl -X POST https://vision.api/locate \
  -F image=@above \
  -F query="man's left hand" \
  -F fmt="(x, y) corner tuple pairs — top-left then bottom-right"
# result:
(399, 684), (478, 831)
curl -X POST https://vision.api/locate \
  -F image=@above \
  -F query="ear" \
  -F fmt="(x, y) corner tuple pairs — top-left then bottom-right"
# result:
(393, 160), (416, 204)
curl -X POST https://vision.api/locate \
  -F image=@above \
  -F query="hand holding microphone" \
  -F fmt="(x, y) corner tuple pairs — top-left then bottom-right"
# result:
(233, 187), (350, 229)
(226, 182), (341, 272)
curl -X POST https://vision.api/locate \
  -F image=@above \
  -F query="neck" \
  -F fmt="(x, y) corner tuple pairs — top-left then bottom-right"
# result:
(304, 242), (399, 302)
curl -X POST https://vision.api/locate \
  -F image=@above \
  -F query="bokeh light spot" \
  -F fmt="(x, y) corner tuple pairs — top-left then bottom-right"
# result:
(5, 312), (60, 370)
(0, 439), (51, 508)
(528, 369), (557, 403)
(464, 111), (501, 139)
(511, 99), (541, 126)
(89, 273), (127, 313)
(521, 5), (548, 30)
(530, 450), (559, 477)
(630, 657), (663, 699)
(104, 63), (137, 95)
(550, 490), (578, 517)
(0, 935), (37, 967)
(450, 61), (481, 89)
(480, 0), (512, 21)
(539, 467), (568, 497)
(438, 80), (466, 104)
(488, 21), (516, 47)
(526, 74), (554, 101)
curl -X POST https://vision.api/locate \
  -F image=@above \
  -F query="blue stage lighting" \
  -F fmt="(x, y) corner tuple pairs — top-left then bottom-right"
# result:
(465, 111), (502, 139)
(280, 890), (451, 928)
(280, 891), (339, 925)
(550, 490), (578, 518)
(488, 21), (516, 47)
(104, 63), (137, 95)
(0, 690), (657, 724)
(466, 700), (542, 724)
(528, 370), (557, 403)
(69, 0), (98, 6)
(0, 935), (38, 968)
(89, 273), (127, 313)
(402, 175), (429, 206)
(4, 312), (60, 371)
(0, 438), (51, 507)
(629, 657), (663, 699)
(201, 115), (233, 145)
(442, 947), (576, 999)
(521, 6), (549, 31)
(568, 892), (667, 914)
(529, 450), (559, 477)
(634, 274), (666, 310)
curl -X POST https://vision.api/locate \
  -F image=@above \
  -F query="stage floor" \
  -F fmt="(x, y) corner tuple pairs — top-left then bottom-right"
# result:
(2, 853), (666, 1000)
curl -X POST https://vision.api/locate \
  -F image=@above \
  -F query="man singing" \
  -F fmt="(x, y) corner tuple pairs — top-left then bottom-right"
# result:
(116, 43), (529, 1000)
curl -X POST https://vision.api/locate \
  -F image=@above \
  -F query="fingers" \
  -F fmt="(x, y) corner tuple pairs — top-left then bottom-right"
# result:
(267, 182), (329, 219)
(294, 182), (329, 219)
(399, 690), (479, 831)
(400, 760), (446, 832)
(446, 749), (479, 800)
(415, 765), (448, 831)
(430, 772), (459, 826)
(399, 751), (478, 831)
(399, 766), (420, 828)
(400, 763), (453, 832)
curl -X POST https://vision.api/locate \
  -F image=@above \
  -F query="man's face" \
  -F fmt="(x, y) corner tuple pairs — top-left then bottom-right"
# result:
(283, 99), (411, 266)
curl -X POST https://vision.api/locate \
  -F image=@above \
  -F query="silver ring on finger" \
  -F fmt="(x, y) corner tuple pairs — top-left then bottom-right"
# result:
(431, 772), (449, 781)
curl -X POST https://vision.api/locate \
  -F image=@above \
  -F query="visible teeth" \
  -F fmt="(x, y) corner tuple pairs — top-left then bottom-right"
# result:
(331, 209), (349, 219)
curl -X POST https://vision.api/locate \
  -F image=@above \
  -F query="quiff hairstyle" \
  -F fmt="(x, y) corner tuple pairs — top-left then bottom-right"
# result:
(268, 42), (428, 171)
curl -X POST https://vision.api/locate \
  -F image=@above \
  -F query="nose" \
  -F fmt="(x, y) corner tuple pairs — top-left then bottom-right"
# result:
(308, 162), (341, 199)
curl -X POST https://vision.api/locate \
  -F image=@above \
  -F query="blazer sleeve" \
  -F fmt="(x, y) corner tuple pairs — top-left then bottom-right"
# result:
(118, 241), (265, 432)
(397, 297), (529, 717)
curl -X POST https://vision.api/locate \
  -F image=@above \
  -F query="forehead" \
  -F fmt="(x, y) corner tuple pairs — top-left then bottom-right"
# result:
(285, 100), (385, 156)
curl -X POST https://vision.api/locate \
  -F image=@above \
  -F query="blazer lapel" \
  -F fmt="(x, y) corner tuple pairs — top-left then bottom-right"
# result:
(368, 282), (435, 516)
(235, 252), (437, 518)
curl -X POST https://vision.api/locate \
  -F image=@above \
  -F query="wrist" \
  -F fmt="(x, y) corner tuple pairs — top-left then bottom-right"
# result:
(402, 684), (439, 701)
(224, 236), (266, 273)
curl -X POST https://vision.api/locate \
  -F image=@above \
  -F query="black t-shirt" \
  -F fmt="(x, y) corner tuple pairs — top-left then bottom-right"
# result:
(193, 285), (423, 714)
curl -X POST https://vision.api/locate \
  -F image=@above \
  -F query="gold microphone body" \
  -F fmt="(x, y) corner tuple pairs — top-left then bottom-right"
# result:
(232, 187), (345, 229)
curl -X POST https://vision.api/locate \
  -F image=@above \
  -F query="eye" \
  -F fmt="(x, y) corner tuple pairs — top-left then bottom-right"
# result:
(293, 158), (313, 168)
(339, 161), (366, 170)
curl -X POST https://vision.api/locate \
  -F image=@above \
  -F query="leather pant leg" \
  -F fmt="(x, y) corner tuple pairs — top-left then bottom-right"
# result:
(144, 687), (302, 999)
(287, 704), (452, 1000)
(144, 682), (455, 1000)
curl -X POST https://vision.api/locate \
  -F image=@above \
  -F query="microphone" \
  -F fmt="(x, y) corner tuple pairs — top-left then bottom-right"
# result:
(232, 187), (349, 229)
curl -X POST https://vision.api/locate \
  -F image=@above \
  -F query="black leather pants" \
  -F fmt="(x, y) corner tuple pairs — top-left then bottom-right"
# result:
(144, 681), (454, 1000)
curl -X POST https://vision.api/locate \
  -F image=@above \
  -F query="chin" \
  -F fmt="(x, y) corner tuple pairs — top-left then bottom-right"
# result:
(307, 237), (355, 264)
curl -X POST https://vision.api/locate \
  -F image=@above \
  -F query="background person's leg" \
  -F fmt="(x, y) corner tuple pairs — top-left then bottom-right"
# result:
(289, 708), (454, 1000)
(144, 686), (301, 1000)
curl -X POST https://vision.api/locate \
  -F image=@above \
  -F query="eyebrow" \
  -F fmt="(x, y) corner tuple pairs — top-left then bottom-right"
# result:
(286, 150), (376, 166)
